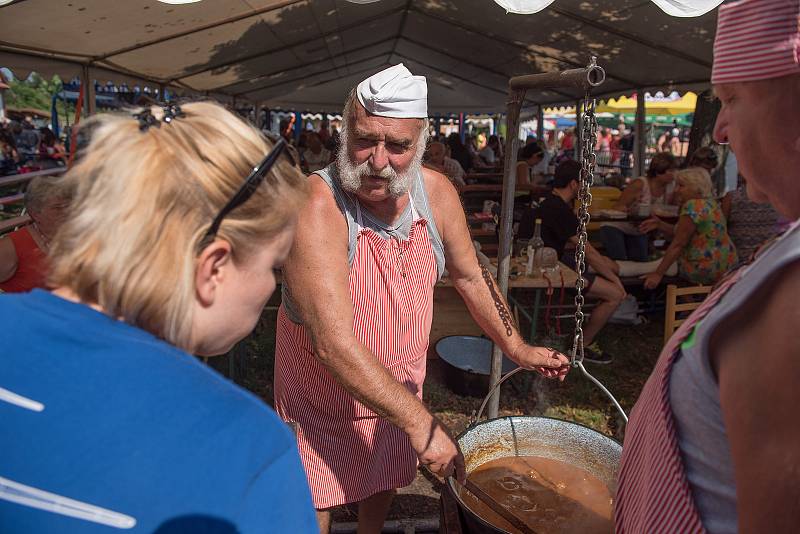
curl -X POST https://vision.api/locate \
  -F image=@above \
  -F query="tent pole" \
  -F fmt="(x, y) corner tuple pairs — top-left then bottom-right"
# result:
(294, 111), (302, 142)
(488, 63), (605, 419)
(635, 88), (646, 177)
(575, 100), (583, 160)
(536, 105), (544, 142)
(256, 102), (269, 130)
(82, 64), (95, 116)
(488, 87), (524, 419)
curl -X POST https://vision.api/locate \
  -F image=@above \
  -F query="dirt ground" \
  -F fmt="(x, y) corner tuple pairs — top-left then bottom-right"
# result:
(210, 309), (663, 525)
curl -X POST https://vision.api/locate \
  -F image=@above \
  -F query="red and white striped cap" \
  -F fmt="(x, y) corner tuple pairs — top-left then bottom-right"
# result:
(712, 0), (800, 84)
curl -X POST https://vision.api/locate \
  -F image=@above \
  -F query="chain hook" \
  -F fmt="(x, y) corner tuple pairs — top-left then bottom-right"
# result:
(570, 57), (599, 368)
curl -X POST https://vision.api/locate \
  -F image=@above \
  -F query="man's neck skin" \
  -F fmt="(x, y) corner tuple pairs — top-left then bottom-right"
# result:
(357, 191), (411, 226)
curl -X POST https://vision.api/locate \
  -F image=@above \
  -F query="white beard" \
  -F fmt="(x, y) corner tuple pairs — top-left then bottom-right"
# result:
(336, 134), (425, 198)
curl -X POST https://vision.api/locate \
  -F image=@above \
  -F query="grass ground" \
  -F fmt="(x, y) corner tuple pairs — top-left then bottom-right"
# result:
(208, 305), (663, 523)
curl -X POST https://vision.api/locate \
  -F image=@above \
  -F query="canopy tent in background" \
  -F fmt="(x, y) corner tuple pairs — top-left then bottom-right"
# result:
(597, 91), (698, 115)
(494, 0), (723, 17)
(0, 0), (721, 114)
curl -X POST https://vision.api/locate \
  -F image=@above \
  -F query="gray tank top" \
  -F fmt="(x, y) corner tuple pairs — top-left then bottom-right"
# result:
(281, 164), (445, 324)
(669, 220), (800, 534)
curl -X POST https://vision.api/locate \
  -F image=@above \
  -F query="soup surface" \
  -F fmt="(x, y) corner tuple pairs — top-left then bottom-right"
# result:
(460, 455), (613, 534)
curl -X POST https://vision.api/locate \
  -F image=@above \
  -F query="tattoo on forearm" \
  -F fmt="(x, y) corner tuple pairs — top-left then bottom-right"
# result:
(481, 264), (514, 336)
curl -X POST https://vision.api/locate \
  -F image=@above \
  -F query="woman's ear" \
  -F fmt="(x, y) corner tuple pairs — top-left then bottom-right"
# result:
(195, 240), (233, 308)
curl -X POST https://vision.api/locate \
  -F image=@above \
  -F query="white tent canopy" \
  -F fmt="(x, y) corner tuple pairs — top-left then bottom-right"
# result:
(0, 0), (720, 113)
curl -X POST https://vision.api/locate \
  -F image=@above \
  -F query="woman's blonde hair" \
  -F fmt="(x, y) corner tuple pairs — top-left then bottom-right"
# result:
(676, 167), (714, 199)
(49, 101), (307, 350)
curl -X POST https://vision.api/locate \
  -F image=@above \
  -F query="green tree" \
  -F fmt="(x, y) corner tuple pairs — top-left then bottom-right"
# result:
(5, 73), (76, 130)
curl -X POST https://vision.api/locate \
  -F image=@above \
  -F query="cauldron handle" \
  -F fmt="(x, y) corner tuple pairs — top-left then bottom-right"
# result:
(471, 365), (628, 427)
(472, 367), (525, 425)
(573, 360), (628, 425)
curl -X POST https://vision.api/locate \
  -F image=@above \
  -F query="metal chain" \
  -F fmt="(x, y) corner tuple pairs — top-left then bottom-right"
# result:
(571, 67), (599, 367)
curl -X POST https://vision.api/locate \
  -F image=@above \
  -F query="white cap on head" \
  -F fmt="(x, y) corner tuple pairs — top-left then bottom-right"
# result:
(356, 63), (428, 119)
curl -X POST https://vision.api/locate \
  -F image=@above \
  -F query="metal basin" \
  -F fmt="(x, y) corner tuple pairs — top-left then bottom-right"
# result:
(435, 336), (518, 397)
(446, 416), (621, 533)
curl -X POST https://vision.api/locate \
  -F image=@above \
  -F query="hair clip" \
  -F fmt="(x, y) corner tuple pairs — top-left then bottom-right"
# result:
(134, 109), (160, 132)
(161, 104), (185, 124)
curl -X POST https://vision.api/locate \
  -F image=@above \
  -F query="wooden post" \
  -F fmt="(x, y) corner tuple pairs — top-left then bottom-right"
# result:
(635, 88), (646, 177)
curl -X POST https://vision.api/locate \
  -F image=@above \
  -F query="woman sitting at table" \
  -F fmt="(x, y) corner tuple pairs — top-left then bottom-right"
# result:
(515, 142), (544, 185)
(599, 152), (678, 262)
(0, 102), (317, 533)
(641, 167), (737, 289)
(722, 175), (780, 266)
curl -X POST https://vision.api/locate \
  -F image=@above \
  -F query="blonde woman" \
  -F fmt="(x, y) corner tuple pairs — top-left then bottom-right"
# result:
(640, 167), (737, 289)
(0, 103), (317, 533)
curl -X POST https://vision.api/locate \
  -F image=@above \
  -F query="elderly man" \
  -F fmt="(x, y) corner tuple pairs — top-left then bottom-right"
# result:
(424, 141), (465, 186)
(616, 1), (800, 532)
(276, 64), (569, 533)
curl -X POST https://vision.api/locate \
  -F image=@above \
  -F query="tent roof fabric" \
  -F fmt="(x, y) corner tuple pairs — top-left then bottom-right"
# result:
(0, 0), (721, 113)
(596, 91), (698, 115)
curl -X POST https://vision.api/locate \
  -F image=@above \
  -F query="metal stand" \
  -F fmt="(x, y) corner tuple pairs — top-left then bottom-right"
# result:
(487, 60), (605, 418)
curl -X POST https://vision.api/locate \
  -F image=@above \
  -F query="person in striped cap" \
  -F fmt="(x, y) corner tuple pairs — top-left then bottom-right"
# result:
(274, 63), (570, 533)
(616, 1), (800, 532)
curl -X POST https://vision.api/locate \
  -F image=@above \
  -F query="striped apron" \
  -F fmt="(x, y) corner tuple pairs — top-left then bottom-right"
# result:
(274, 193), (438, 509)
(615, 270), (743, 532)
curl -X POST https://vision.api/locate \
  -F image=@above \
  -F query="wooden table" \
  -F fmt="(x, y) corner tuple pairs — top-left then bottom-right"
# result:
(588, 210), (651, 224)
(438, 259), (579, 342)
(437, 259), (578, 289)
(460, 184), (549, 194)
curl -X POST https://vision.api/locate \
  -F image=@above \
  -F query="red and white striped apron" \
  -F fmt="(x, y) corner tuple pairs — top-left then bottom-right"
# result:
(274, 193), (438, 509)
(615, 270), (743, 532)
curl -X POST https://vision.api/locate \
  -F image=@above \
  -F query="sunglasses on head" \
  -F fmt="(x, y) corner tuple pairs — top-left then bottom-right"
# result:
(200, 137), (296, 245)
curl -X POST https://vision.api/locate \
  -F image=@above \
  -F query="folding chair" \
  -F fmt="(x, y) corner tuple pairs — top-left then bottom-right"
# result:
(663, 284), (712, 346)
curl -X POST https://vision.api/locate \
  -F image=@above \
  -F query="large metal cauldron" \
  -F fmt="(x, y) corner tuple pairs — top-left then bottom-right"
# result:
(445, 416), (621, 534)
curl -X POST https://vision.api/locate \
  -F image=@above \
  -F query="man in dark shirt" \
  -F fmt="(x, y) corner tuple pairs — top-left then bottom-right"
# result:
(519, 160), (625, 363)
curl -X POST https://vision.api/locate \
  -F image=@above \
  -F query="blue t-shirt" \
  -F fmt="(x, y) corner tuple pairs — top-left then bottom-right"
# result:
(0, 290), (318, 534)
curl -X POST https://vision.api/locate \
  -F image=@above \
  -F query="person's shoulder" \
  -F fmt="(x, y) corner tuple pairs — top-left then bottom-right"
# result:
(422, 165), (458, 198)
(174, 362), (297, 454)
(444, 156), (462, 170)
(0, 290), (32, 317)
(542, 194), (569, 211)
(303, 172), (346, 223)
(681, 198), (704, 214)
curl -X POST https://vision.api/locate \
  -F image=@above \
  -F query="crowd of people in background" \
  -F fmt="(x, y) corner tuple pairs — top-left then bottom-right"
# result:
(0, 116), (67, 175)
(0, 85), (787, 402)
(208, 108), (788, 301)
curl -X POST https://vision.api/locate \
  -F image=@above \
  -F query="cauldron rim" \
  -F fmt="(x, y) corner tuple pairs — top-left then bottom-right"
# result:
(455, 414), (622, 445)
(447, 415), (621, 534)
